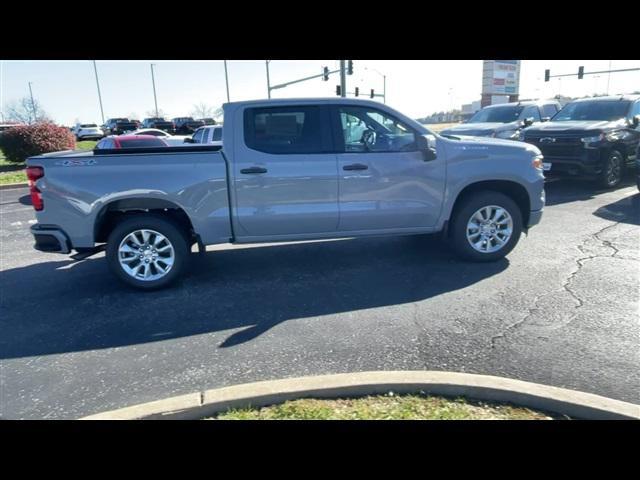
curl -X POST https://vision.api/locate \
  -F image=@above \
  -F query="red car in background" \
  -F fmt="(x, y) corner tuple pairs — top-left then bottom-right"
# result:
(95, 135), (169, 149)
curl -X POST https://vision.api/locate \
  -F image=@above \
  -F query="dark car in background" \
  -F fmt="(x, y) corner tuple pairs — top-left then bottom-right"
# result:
(441, 100), (561, 140)
(198, 118), (216, 125)
(142, 117), (175, 133)
(521, 95), (640, 188)
(102, 118), (139, 135)
(172, 117), (205, 135)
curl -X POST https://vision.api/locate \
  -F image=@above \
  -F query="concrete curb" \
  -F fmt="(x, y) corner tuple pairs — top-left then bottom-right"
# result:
(0, 182), (28, 190)
(80, 371), (640, 420)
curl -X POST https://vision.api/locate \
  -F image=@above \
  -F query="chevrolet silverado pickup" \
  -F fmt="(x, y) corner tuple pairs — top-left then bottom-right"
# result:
(26, 98), (546, 289)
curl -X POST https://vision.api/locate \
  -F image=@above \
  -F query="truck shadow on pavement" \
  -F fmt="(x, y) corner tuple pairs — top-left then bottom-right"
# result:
(543, 176), (636, 206)
(0, 234), (508, 359)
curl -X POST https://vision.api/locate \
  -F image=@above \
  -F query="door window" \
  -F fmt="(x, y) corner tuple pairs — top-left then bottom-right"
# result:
(212, 127), (223, 141)
(244, 106), (324, 154)
(337, 106), (417, 153)
(542, 104), (559, 118)
(192, 128), (205, 143)
(521, 106), (541, 122)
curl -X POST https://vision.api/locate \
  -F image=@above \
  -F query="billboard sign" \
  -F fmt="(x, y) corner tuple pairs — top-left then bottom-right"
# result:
(482, 60), (521, 96)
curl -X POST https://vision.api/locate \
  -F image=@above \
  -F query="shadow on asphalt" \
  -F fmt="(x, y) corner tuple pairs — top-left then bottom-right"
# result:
(0, 234), (508, 359)
(593, 191), (640, 226)
(544, 176), (636, 206)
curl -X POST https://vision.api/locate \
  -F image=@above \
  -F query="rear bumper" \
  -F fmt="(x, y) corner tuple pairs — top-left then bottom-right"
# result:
(30, 224), (71, 254)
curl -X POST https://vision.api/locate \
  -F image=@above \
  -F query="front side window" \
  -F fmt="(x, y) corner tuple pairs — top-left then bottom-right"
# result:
(338, 106), (417, 153)
(628, 101), (640, 120)
(542, 104), (558, 118)
(192, 129), (205, 143)
(521, 106), (541, 122)
(553, 100), (631, 121)
(244, 106), (323, 154)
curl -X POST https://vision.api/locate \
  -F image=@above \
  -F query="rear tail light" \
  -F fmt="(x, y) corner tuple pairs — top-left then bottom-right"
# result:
(26, 166), (44, 211)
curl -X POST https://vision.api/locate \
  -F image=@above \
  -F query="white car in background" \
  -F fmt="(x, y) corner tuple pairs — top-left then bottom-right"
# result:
(73, 123), (104, 140)
(184, 125), (223, 145)
(130, 128), (190, 146)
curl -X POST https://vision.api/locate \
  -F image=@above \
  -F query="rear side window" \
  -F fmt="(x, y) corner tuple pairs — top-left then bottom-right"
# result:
(212, 127), (223, 141)
(542, 104), (558, 118)
(244, 106), (324, 154)
(118, 138), (166, 148)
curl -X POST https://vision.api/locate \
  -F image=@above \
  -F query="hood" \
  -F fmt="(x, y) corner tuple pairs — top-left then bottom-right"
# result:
(523, 119), (625, 135)
(440, 121), (522, 137)
(441, 134), (541, 156)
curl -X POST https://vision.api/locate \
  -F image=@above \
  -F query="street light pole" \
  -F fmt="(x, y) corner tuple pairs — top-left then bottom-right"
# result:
(224, 60), (230, 102)
(365, 67), (387, 103)
(150, 63), (159, 117)
(28, 82), (37, 123)
(265, 60), (271, 99)
(92, 60), (105, 124)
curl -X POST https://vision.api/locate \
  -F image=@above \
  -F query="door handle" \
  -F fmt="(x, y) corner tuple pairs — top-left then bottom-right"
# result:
(240, 166), (268, 174)
(343, 163), (369, 171)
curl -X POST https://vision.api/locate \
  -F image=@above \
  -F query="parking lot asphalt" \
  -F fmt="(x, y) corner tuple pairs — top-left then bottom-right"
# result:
(1, 178), (639, 419)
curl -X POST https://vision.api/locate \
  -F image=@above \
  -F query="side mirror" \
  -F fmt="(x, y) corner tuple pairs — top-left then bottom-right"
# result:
(523, 117), (535, 127)
(632, 115), (640, 128)
(541, 117), (551, 122)
(183, 137), (194, 143)
(417, 135), (437, 161)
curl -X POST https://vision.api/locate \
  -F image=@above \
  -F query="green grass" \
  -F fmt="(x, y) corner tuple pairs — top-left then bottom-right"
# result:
(0, 170), (27, 185)
(211, 394), (558, 420)
(76, 140), (97, 150)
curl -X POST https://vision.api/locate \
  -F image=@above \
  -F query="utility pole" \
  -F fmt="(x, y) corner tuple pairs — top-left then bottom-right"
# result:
(92, 60), (105, 124)
(224, 60), (230, 102)
(150, 63), (159, 117)
(28, 82), (37, 123)
(265, 60), (271, 99)
(339, 60), (346, 98)
(365, 66), (387, 104)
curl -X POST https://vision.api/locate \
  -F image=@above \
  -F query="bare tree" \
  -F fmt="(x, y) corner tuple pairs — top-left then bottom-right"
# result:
(191, 102), (223, 121)
(145, 109), (167, 119)
(5, 96), (52, 124)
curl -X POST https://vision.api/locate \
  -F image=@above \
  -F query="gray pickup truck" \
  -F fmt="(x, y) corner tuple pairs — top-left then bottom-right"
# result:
(26, 98), (546, 289)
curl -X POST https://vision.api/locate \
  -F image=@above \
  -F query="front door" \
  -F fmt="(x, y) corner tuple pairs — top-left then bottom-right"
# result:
(331, 105), (446, 232)
(232, 104), (339, 237)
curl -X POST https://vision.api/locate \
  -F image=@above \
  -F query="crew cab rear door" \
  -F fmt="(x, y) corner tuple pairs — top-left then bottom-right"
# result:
(230, 104), (339, 238)
(330, 104), (446, 231)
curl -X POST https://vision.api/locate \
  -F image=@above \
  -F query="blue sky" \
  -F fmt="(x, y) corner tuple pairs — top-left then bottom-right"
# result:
(1, 60), (638, 125)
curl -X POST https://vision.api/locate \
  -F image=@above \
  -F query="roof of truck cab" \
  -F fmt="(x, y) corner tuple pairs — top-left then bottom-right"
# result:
(571, 94), (640, 102)
(223, 97), (395, 108)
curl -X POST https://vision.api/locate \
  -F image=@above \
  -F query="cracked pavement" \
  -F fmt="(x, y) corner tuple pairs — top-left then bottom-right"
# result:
(1, 179), (639, 419)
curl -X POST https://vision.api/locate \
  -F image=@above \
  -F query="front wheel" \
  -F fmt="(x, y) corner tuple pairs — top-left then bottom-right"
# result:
(450, 191), (523, 262)
(106, 214), (189, 290)
(598, 150), (624, 189)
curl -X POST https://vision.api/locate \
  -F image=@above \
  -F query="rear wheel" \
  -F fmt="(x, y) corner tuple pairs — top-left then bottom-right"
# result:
(450, 191), (523, 262)
(106, 214), (189, 290)
(598, 150), (624, 189)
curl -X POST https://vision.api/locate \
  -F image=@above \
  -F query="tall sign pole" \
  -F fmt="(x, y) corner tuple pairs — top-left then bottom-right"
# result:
(265, 60), (271, 99)
(92, 60), (105, 124)
(224, 60), (230, 102)
(339, 60), (346, 98)
(150, 63), (159, 117)
(28, 82), (37, 123)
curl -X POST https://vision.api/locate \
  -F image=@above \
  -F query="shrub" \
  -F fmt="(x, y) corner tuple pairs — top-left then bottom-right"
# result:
(0, 122), (75, 163)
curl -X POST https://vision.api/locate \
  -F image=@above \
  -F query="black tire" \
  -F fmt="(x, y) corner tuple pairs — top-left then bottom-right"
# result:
(106, 214), (189, 290)
(449, 191), (523, 262)
(598, 150), (624, 189)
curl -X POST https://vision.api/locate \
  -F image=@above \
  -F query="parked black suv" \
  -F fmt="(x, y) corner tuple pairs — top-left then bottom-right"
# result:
(172, 117), (205, 135)
(102, 118), (139, 135)
(141, 117), (175, 133)
(521, 95), (640, 188)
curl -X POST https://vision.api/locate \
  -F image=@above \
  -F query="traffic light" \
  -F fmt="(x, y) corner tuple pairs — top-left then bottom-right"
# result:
(370, 89), (374, 99)
(323, 66), (329, 81)
(544, 69), (550, 82)
(336, 85), (341, 96)
(578, 66), (584, 79)
(355, 87), (359, 97)
(347, 60), (353, 75)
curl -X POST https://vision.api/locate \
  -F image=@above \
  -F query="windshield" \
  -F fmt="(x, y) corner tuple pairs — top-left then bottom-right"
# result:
(80, 124), (97, 128)
(552, 100), (631, 121)
(468, 106), (525, 123)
